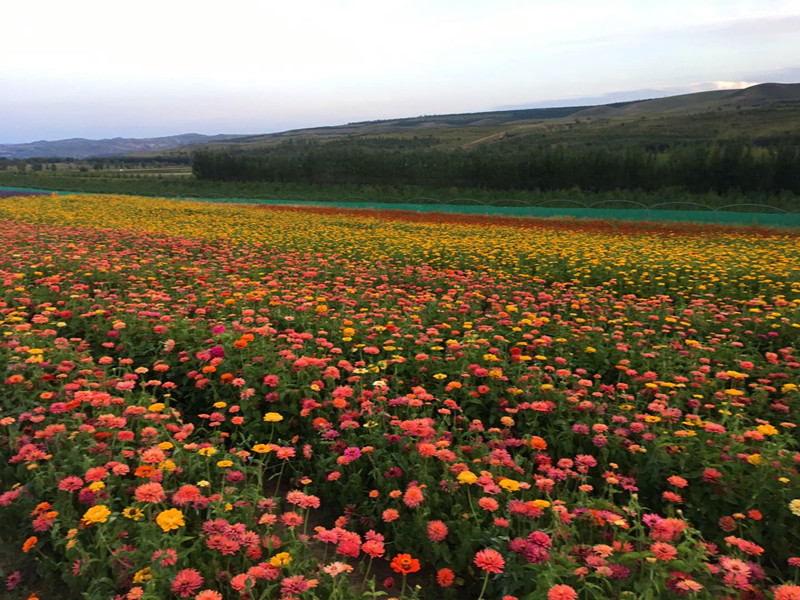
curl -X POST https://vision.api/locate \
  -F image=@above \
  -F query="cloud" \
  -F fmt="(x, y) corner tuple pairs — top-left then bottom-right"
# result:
(712, 81), (759, 90)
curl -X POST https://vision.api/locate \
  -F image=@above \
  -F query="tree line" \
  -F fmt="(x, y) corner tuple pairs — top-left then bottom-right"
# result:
(191, 141), (800, 195)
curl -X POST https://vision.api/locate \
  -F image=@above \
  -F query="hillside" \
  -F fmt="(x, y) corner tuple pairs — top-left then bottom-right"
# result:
(4, 83), (798, 160)
(171, 82), (800, 156)
(0, 133), (247, 160)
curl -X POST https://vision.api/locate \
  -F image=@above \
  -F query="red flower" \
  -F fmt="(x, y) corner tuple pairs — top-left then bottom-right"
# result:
(390, 553), (421, 575)
(436, 568), (455, 587)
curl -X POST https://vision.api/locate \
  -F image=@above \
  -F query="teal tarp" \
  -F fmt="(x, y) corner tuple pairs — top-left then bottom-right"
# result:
(1, 186), (798, 228)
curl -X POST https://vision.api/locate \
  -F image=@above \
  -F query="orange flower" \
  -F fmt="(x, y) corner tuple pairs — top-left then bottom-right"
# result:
(530, 436), (547, 450)
(403, 485), (424, 508)
(23, 536), (38, 552)
(390, 553), (421, 575)
(134, 464), (156, 478)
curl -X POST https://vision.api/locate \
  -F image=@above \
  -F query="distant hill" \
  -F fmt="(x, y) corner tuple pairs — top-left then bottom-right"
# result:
(571, 83), (800, 118)
(0, 133), (247, 160)
(5, 83), (799, 160)
(170, 82), (800, 155)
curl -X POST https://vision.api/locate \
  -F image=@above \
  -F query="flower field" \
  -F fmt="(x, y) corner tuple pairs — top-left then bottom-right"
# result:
(1, 194), (799, 600)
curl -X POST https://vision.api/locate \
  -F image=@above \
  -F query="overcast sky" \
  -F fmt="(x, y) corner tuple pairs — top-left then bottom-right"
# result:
(1, 0), (799, 143)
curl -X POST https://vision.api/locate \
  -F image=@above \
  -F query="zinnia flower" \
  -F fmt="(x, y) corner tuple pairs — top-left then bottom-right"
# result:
(548, 584), (578, 600)
(457, 470), (478, 484)
(774, 584), (800, 600)
(22, 536), (37, 553)
(390, 553), (421, 575)
(651, 542), (678, 561)
(156, 508), (185, 532)
(134, 482), (166, 503)
(403, 485), (424, 508)
(427, 520), (448, 542)
(474, 548), (505, 574)
(437, 568), (455, 587)
(171, 569), (203, 598)
(81, 505), (111, 526)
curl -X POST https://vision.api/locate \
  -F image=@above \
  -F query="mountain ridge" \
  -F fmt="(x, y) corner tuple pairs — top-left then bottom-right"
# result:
(0, 133), (248, 160)
(3, 83), (798, 159)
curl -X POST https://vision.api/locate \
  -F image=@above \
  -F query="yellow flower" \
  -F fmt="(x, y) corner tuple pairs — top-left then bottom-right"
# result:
(757, 424), (778, 436)
(457, 470), (477, 485)
(789, 499), (800, 517)
(159, 459), (177, 472)
(747, 453), (763, 466)
(263, 412), (284, 422)
(123, 507), (144, 521)
(270, 551), (292, 567)
(498, 478), (520, 492)
(213, 401), (227, 409)
(253, 444), (272, 454)
(217, 460), (233, 468)
(198, 447), (217, 457)
(81, 505), (111, 526)
(133, 567), (153, 583)
(156, 508), (185, 532)
(158, 441), (174, 450)
(88, 481), (105, 492)
(148, 403), (165, 412)
(532, 499), (551, 508)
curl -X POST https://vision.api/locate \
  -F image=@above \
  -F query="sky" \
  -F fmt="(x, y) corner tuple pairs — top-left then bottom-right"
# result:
(1, 0), (799, 144)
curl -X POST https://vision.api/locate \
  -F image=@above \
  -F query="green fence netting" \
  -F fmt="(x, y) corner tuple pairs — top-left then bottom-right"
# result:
(2, 186), (798, 228)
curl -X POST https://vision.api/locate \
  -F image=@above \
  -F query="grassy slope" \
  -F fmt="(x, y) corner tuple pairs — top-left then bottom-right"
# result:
(148, 83), (800, 157)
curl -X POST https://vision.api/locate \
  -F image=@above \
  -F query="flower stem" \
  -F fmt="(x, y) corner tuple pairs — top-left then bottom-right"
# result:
(476, 571), (490, 600)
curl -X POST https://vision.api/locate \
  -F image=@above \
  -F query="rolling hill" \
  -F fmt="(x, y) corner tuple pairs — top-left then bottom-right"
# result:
(0, 133), (247, 160)
(171, 82), (800, 155)
(3, 83), (798, 160)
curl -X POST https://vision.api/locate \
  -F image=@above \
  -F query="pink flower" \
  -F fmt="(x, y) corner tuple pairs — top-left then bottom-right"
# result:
(474, 548), (505, 574)
(171, 569), (203, 598)
(135, 482), (166, 503)
(774, 585), (800, 600)
(651, 542), (678, 562)
(58, 476), (84, 492)
(281, 575), (317, 595)
(427, 520), (448, 542)
(403, 485), (424, 508)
